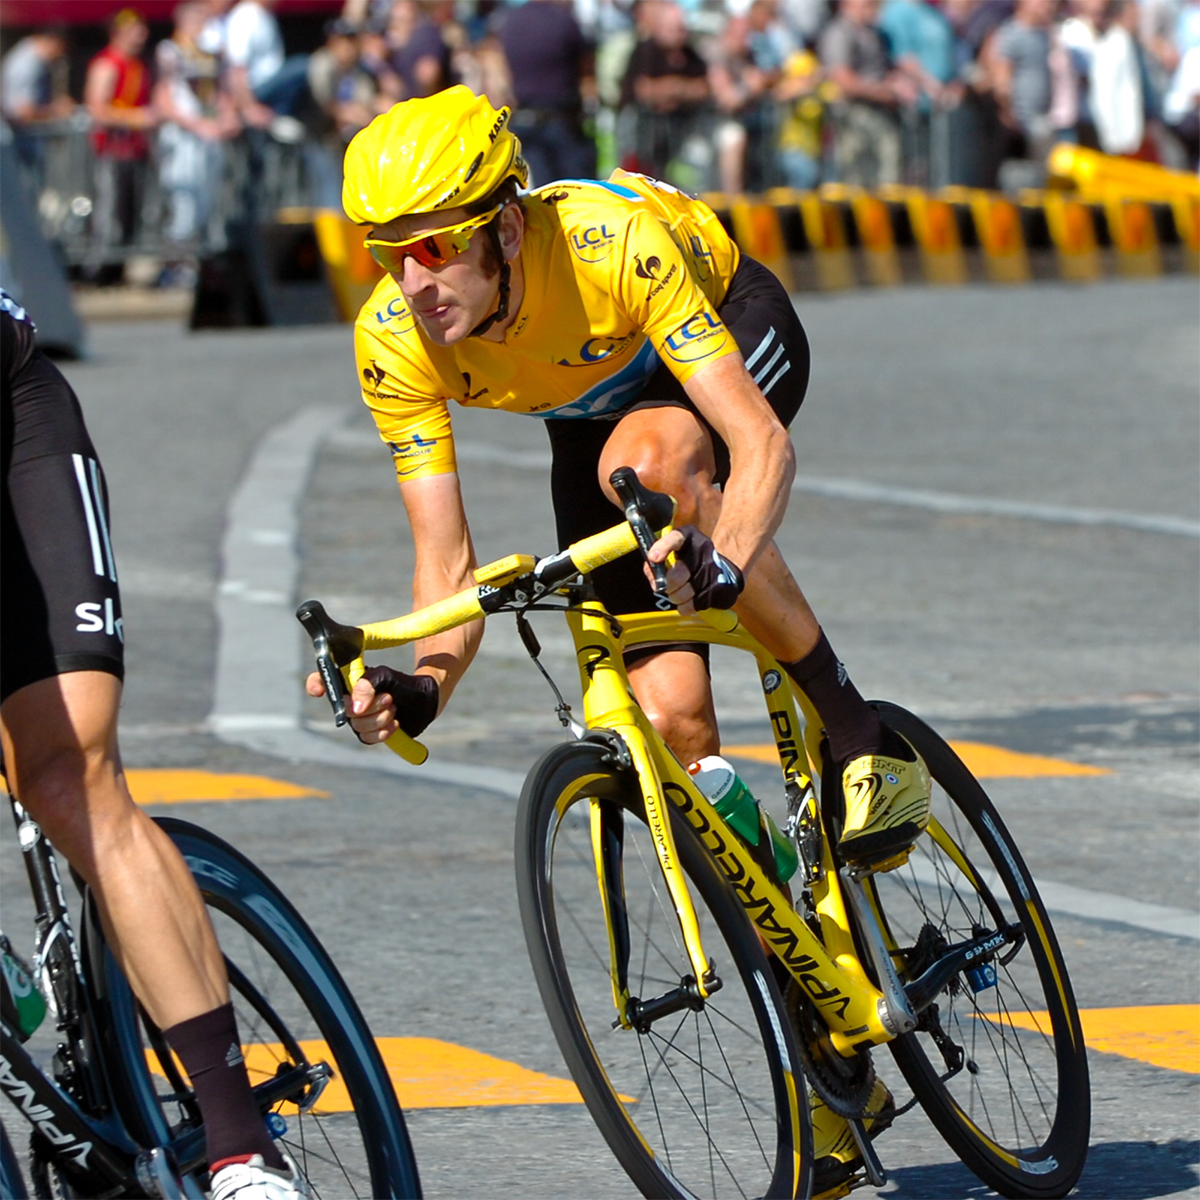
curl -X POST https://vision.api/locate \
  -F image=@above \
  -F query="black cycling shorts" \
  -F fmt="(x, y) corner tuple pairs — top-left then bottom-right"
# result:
(546, 255), (811, 619)
(2, 303), (125, 705)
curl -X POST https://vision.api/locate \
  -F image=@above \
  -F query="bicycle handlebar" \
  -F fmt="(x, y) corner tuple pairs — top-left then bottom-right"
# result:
(297, 468), (677, 765)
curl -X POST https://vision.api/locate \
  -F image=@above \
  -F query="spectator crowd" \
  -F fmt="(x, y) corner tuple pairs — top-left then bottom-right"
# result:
(3, 0), (1198, 284)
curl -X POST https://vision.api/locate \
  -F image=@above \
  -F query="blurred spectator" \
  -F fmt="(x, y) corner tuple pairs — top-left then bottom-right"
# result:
(1138, 0), (1182, 104)
(1090, 0), (1157, 157)
(990, 0), (1079, 161)
(1060, 0), (1106, 143)
(85, 8), (157, 284)
(223, 0), (311, 129)
(497, 0), (596, 186)
(1, 26), (73, 196)
(880, 0), (959, 184)
(308, 18), (395, 146)
(775, 43), (826, 188)
(709, 0), (791, 193)
(620, 0), (711, 181)
(1163, 42), (1200, 165)
(780, 0), (831, 44)
(818, 0), (917, 186)
(880, 0), (957, 104)
(387, 0), (454, 97)
(155, 0), (238, 279)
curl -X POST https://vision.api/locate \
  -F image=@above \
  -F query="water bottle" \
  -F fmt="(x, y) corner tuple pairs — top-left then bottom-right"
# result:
(688, 756), (799, 884)
(1, 937), (47, 1041)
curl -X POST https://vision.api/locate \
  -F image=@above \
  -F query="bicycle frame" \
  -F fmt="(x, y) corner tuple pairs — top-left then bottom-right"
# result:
(564, 601), (903, 1052)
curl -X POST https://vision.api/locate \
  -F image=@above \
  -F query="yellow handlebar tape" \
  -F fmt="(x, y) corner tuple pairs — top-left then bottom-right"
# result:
(569, 523), (640, 576)
(360, 588), (486, 649)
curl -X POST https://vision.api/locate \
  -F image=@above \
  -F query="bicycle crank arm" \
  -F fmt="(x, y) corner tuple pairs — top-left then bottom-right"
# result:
(903, 923), (1023, 1016)
(839, 869), (918, 1037)
(846, 1117), (888, 1189)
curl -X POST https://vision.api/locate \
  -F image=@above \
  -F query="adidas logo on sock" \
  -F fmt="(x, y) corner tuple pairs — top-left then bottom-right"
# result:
(225, 1042), (244, 1069)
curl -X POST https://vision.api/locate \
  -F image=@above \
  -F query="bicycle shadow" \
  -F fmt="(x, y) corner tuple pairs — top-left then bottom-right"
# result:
(878, 1139), (1200, 1198)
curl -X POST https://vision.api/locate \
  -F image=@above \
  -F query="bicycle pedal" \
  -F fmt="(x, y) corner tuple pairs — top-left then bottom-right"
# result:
(846, 1117), (887, 1188)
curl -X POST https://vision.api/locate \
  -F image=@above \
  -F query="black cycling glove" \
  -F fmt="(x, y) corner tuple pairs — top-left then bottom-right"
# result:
(671, 526), (745, 610)
(360, 665), (439, 739)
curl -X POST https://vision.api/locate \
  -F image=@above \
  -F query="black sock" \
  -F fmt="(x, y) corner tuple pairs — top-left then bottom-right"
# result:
(163, 1001), (284, 1171)
(783, 630), (885, 767)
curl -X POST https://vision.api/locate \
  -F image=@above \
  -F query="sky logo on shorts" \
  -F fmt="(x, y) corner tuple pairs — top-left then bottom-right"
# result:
(570, 224), (617, 263)
(663, 312), (729, 366)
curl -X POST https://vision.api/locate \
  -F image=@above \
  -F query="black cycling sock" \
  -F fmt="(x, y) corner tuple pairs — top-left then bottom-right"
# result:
(163, 1001), (284, 1171)
(782, 630), (884, 767)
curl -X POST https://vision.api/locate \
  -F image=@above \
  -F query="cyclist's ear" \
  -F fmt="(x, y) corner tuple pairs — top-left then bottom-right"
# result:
(498, 204), (524, 262)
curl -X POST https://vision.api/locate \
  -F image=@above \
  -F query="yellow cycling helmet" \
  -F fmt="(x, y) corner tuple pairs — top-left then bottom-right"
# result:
(342, 85), (529, 225)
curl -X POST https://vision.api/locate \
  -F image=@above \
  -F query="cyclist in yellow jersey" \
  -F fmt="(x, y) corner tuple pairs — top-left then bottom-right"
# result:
(307, 86), (931, 1192)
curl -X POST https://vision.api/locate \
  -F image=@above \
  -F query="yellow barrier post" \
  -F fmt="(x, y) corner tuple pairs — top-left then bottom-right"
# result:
(1104, 198), (1162, 277)
(967, 191), (1031, 284)
(312, 210), (385, 322)
(905, 190), (967, 284)
(848, 191), (902, 287)
(1170, 196), (1200, 274)
(1042, 192), (1102, 282)
(797, 193), (856, 290)
(728, 196), (795, 291)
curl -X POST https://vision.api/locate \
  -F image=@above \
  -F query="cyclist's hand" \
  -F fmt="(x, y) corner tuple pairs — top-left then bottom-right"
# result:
(646, 526), (744, 614)
(305, 666), (439, 743)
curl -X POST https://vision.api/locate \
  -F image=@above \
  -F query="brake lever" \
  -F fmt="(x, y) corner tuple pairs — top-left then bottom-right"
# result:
(296, 600), (360, 727)
(609, 466), (674, 597)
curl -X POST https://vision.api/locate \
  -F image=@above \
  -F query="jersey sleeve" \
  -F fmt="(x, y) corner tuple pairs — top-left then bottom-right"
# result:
(608, 207), (738, 385)
(354, 303), (457, 482)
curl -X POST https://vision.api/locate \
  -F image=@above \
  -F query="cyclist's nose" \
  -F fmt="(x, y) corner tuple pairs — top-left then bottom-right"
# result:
(398, 256), (436, 295)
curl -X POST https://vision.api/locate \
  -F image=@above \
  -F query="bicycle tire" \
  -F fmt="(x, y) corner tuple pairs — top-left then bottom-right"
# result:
(516, 737), (811, 1200)
(1, 1122), (28, 1200)
(866, 702), (1090, 1199)
(83, 818), (422, 1200)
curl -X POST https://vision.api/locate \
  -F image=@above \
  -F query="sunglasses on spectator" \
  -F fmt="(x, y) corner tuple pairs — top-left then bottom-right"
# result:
(364, 205), (503, 273)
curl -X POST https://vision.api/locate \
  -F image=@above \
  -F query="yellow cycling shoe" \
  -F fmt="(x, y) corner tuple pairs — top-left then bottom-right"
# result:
(810, 1078), (895, 1198)
(838, 736), (931, 871)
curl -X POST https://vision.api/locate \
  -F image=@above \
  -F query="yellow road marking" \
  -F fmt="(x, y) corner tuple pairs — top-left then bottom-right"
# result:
(994, 1005), (1199, 1073)
(126, 769), (327, 805)
(724, 742), (1111, 778)
(148, 1038), (586, 1112)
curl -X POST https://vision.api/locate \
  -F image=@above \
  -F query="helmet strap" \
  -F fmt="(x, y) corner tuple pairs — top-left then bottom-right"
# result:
(468, 221), (511, 338)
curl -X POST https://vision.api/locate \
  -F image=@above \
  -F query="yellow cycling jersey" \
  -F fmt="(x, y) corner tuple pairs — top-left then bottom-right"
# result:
(354, 170), (741, 481)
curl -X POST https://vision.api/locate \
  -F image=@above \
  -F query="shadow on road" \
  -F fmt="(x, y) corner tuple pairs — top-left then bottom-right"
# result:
(879, 1139), (1199, 1198)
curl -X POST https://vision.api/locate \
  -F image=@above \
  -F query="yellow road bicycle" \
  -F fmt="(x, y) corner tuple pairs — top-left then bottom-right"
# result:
(298, 468), (1090, 1200)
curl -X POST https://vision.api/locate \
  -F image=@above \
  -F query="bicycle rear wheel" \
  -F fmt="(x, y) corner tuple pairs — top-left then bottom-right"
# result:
(85, 818), (421, 1200)
(866, 703), (1090, 1199)
(516, 737), (811, 1200)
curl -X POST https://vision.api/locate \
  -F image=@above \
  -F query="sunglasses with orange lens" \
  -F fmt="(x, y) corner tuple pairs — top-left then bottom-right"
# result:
(364, 206), (502, 274)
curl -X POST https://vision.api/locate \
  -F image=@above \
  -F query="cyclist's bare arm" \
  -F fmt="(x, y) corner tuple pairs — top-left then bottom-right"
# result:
(647, 352), (796, 597)
(307, 471), (483, 742)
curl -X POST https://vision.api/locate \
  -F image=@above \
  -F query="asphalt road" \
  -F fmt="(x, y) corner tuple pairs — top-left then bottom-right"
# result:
(2, 277), (1197, 1198)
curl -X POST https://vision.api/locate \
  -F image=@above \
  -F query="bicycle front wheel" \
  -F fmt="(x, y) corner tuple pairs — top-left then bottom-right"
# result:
(86, 818), (421, 1199)
(867, 703), (1090, 1199)
(516, 737), (811, 1200)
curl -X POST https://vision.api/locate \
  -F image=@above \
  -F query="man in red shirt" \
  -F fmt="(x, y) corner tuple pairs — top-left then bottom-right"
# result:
(84, 8), (157, 284)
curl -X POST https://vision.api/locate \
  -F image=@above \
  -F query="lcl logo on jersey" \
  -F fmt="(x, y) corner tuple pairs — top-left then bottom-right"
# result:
(389, 432), (439, 477)
(557, 333), (636, 366)
(373, 295), (416, 334)
(570, 224), (616, 263)
(663, 312), (728, 365)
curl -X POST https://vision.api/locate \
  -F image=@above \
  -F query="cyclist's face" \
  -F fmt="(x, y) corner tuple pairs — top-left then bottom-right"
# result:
(370, 206), (510, 346)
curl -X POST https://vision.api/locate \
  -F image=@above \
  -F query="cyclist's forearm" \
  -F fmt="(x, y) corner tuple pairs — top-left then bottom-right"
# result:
(712, 424), (795, 574)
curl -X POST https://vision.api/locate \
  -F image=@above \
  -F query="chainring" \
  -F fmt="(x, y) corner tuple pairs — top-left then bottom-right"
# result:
(785, 979), (877, 1117)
